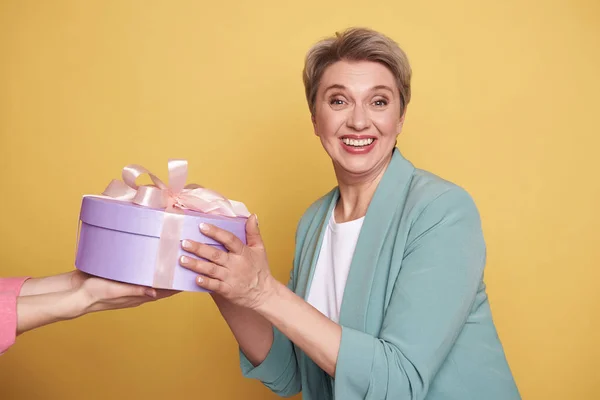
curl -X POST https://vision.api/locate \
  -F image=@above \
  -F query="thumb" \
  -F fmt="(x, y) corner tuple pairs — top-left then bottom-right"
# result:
(245, 214), (263, 248)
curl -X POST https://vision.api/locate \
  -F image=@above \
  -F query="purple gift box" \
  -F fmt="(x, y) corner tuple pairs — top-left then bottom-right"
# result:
(74, 160), (250, 292)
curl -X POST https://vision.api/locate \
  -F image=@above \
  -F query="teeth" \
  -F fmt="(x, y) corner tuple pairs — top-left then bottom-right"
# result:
(342, 138), (374, 147)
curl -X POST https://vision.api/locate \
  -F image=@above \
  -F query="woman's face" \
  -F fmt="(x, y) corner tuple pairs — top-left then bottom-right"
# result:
(312, 60), (405, 180)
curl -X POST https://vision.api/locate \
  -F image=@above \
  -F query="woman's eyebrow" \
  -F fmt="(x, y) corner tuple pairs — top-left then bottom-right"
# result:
(323, 84), (347, 92)
(371, 85), (394, 93)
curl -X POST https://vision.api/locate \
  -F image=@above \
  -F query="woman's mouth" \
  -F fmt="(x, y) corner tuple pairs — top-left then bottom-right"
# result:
(341, 137), (375, 147)
(340, 136), (377, 154)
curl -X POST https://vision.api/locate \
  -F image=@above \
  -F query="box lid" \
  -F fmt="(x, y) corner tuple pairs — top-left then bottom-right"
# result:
(79, 196), (247, 245)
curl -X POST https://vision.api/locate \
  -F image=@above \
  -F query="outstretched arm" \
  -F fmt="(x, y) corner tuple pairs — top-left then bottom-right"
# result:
(1, 271), (177, 355)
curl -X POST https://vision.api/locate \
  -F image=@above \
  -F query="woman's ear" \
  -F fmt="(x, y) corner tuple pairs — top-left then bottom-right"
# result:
(312, 113), (318, 136)
(397, 108), (407, 134)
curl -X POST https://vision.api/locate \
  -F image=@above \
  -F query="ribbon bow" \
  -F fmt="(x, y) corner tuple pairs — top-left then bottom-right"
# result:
(102, 159), (250, 218)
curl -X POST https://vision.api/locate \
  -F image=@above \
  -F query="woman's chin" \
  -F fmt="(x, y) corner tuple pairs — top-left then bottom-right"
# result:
(329, 147), (395, 180)
(335, 157), (380, 177)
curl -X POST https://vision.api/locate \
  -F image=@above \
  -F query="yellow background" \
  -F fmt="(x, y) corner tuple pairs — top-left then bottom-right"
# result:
(1, 1), (598, 399)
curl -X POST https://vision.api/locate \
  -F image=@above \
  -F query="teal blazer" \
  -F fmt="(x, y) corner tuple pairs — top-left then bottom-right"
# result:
(240, 148), (521, 399)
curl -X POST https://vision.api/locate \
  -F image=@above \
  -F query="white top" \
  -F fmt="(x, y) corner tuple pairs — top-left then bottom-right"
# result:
(306, 213), (364, 323)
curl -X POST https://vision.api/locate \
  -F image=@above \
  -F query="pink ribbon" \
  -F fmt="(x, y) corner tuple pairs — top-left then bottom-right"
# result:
(100, 159), (250, 289)
(102, 159), (250, 218)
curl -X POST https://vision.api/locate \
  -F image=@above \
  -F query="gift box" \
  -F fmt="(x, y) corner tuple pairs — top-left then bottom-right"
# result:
(74, 160), (250, 292)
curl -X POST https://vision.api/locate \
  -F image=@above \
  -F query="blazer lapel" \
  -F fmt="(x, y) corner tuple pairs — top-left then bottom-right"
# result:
(338, 148), (415, 331)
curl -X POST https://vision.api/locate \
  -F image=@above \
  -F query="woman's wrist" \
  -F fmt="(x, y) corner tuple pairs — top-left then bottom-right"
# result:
(253, 275), (285, 314)
(16, 289), (87, 335)
(69, 287), (94, 318)
(18, 271), (79, 297)
(46, 288), (89, 321)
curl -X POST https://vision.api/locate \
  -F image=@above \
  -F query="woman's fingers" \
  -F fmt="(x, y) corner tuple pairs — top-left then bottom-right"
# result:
(179, 255), (228, 281)
(198, 223), (245, 254)
(181, 240), (230, 267)
(245, 214), (264, 248)
(196, 275), (230, 295)
(154, 289), (181, 299)
(178, 254), (231, 294)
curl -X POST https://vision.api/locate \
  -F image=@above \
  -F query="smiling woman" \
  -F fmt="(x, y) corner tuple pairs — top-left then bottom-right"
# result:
(178, 27), (522, 399)
(312, 61), (405, 189)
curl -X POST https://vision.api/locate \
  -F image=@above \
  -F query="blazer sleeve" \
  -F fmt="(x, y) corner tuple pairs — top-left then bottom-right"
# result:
(0, 277), (30, 355)
(333, 188), (486, 399)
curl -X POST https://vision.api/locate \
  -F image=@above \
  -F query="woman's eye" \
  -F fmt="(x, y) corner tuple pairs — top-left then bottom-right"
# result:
(373, 99), (388, 107)
(330, 98), (345, 105)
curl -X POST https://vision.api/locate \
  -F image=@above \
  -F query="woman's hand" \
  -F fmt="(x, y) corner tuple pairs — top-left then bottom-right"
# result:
(74, 272), (179, 315)
(19, 269), (178, 310)
(178, 214), (275, 310)
(16, 271), (178, 335)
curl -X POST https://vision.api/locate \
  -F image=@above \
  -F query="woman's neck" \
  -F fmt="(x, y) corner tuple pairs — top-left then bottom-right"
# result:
(333, 153), (392, 223)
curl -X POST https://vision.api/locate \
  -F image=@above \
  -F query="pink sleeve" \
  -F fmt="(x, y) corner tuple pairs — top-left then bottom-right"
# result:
(0, 277), (30, 355)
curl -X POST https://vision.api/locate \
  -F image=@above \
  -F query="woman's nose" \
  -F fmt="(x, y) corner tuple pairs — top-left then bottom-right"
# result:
(346, 105), (371, 131)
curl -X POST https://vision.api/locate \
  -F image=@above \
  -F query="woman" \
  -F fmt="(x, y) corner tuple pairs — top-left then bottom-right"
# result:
(0, 271), (175, 354)
(180, 27), (521, 399)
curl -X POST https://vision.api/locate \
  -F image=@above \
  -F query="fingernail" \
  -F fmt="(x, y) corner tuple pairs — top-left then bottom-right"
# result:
(254, 214), (259, 226)
(180, 255), (191, 264)
(181, 240), (192, 250)
(199, 223), (209, 232)
(197, 276), (204, 284)
(145, 288), (157, 298)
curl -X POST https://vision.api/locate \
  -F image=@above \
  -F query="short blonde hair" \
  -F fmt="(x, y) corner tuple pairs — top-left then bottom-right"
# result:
(302, 27), (412, 116)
